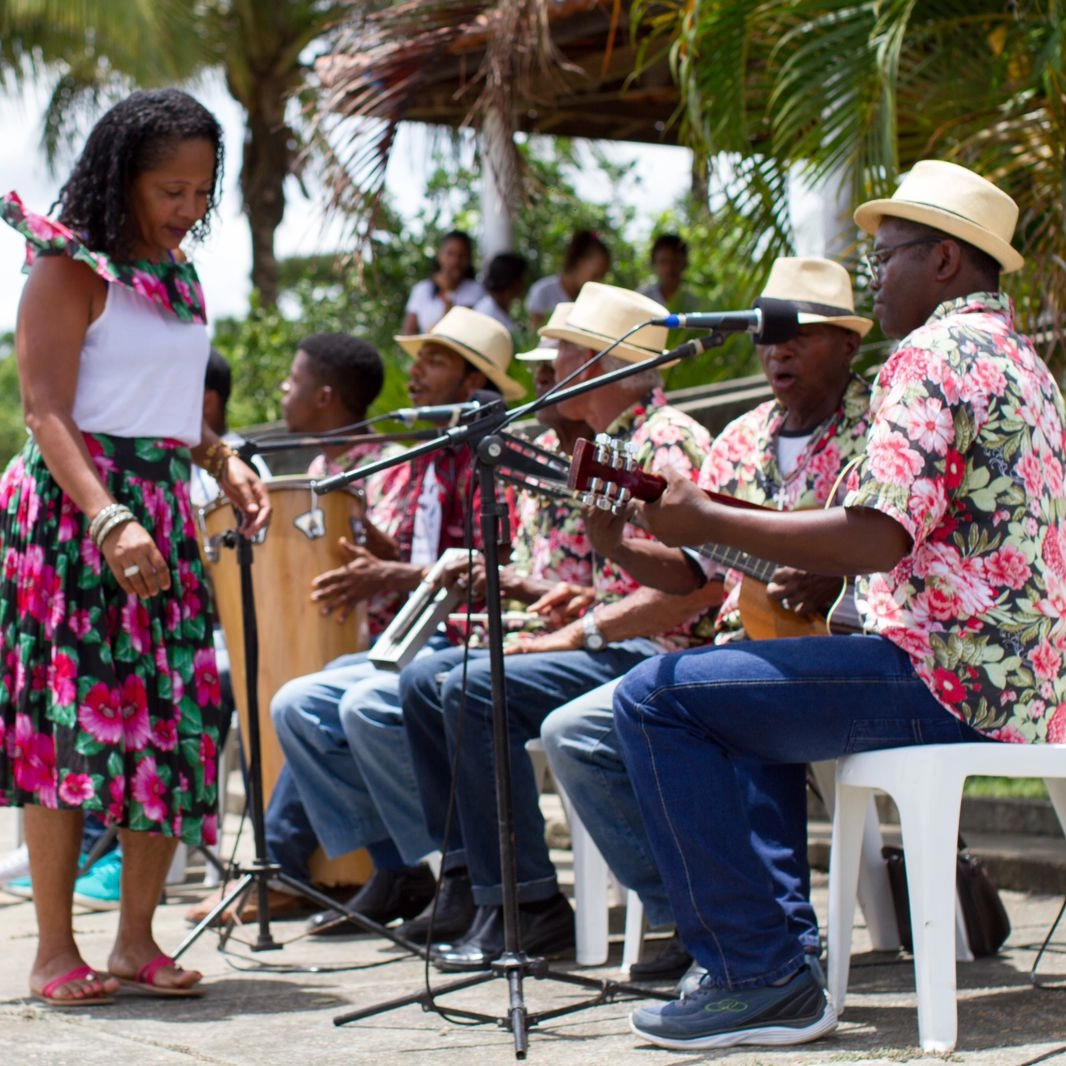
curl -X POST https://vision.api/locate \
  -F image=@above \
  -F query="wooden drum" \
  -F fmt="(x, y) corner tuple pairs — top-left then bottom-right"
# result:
(199, 475), (371, 886)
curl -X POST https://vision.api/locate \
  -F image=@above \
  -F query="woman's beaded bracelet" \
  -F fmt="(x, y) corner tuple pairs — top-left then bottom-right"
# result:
(203, 440), (238, 480)
(88, 502), (130, 545)
(92, 506), (135, 550)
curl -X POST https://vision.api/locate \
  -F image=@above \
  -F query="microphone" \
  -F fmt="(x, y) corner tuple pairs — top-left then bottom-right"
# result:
(654, 297), (799, 345)
(388, 390), (504, 427)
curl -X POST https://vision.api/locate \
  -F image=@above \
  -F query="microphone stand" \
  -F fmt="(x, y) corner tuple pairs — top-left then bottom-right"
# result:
(173, 435), (433, 962)
(312, 337), (723, 1056)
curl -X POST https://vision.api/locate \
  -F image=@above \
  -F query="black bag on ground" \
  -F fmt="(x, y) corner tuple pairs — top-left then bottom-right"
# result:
(881, 841), (1011, 957)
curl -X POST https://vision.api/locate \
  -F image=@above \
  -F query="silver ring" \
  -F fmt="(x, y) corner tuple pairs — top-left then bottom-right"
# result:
(780, 597), (791, 611)
(123, 564), (141, 577)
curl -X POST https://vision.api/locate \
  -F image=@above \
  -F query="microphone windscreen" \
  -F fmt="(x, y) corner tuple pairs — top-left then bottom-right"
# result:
(753, 297), (799, 345)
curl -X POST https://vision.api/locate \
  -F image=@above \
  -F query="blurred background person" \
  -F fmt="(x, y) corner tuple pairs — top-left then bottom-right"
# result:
(526, 229), (611, 331)
(400, 230), (483, 334)
(473, 251), (529, 336)
(639, 233), (699, 315)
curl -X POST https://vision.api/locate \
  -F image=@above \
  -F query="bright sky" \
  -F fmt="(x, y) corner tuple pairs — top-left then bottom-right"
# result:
(0, 72), (695, 335)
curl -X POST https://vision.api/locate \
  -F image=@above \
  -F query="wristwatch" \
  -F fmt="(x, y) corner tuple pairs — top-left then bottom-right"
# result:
(582, 610), (606, 652)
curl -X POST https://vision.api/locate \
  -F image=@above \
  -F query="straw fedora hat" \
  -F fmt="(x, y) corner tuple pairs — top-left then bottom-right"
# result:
(539, 283), (668, 363)
(395, 306), (525, 401)
(853, 160), (1024, 274)
(761, 257), (873, 338)
(516, 303), (572, 361)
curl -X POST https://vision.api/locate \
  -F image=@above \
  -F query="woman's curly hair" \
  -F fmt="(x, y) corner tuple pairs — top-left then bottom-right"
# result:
(53, 88), (224, 260)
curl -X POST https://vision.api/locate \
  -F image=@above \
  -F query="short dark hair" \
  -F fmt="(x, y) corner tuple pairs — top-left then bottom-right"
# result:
(299, 333), (384, 416)
(54, 88), (224, 260)
(650, 233), (688, 259)
(562, 229), (610, 273)
(204, 349), (232, 407)
(483, 252), (528, 294)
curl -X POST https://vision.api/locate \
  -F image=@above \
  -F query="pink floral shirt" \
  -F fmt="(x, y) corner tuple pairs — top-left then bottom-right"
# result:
(308, 437), (408, 639)
(509, 429), (593, 588)
(844, 293), (1066, 743)
(598, 389), (715, 652)
(700, 375), (873, 637)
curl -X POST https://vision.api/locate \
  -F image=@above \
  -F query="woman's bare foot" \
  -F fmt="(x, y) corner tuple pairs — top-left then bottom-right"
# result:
(108, 942), (202, 994)
(31, 951), (119, 1003)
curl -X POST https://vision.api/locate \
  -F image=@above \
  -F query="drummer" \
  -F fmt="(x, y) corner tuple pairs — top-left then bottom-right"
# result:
(189, 309), (524, 923)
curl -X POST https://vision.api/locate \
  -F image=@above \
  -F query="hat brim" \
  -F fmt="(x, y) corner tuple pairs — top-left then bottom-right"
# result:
(795, 312), (874, 338)
(395, 332), (526, 401)
(539, 324), (664, 364)
(515, 345), (558, 362)
(854, 199), (1024, 274)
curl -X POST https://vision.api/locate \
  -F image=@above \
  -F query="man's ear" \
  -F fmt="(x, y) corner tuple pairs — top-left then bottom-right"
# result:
(934, 239), (965, 283)
(315, 383), (334, 410)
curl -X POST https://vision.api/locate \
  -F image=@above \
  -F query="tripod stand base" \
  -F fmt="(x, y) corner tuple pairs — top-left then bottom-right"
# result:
(333, 951), (673, 1059)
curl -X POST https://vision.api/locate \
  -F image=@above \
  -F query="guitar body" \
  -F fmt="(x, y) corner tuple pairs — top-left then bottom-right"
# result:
(737, 578), (832, 640)
(569, 435), (858, 639)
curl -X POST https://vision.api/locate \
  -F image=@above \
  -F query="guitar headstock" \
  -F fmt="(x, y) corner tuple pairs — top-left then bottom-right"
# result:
(568, 434), (666, 514)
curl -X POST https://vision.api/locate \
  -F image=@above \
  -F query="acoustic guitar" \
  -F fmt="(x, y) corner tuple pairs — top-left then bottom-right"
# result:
(568, 435), (862, 640)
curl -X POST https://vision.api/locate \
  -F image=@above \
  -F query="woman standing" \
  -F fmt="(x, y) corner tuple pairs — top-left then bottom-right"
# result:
(0, 88), (270, 1005)
(399, 229), (484, 334)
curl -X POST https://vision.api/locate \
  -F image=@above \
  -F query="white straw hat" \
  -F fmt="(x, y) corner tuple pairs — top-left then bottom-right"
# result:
(761, 258), (873, 337)
(395, 306), (525, 401)
(539, 283), (668, 363)
(853, 160), (1024, 273)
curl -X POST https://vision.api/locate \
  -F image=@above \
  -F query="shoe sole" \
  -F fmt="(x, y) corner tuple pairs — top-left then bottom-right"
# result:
(630, 1006), (838, 1050)
(73, 895), (121, 911)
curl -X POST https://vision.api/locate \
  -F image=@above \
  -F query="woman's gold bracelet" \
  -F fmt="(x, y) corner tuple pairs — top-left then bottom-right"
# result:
(203, 440), (238, 480)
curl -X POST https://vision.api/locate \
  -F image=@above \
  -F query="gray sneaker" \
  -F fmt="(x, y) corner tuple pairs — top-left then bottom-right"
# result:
(676, 951), (825, 998)
(631, 965), (837, 1050)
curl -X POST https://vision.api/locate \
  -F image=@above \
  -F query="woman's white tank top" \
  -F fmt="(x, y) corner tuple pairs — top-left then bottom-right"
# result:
(72, 281), (209, 446)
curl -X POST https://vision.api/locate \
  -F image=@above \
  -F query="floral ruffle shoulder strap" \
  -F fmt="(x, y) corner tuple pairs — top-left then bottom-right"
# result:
(1, 190), (207, 324)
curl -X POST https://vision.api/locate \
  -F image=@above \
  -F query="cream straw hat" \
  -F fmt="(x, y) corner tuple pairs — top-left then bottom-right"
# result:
(516, 302), (573, 361)
(760, 257), (873, 338)
(395, 306), (525, 401)
(853, 160), (1023, 273)
(539, 283), (668, 363)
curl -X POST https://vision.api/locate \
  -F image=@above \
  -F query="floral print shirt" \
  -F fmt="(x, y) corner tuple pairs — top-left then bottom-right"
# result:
(509, 428), (593, 588)
(598, 389), (715, 652)
(700, 374), (873, 638)
(844, 293), (1066, 743)
(309, 437), (408, 639)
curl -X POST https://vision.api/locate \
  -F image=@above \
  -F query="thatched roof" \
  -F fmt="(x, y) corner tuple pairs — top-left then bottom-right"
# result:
(312, 1), (680, 214)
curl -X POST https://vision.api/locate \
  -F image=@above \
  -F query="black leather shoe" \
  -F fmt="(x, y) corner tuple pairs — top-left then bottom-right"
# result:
(307, 864), (436, 937)
(431, 892), (575, 971)
(393, 869), (475, 945)
(628, 932), (693, 983)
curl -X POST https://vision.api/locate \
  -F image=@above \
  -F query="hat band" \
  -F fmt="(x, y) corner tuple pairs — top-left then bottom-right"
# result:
(428, 331), (501, 373)
(790, 299), (860, 319)
(561, 321), (661, 354)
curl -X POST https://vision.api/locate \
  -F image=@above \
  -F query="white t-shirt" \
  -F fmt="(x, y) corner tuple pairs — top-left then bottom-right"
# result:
(405, 277), (485, 332)
(776, 432), (813, 478)
(525, 275), (570, 318)
(410, 460), (442, 568)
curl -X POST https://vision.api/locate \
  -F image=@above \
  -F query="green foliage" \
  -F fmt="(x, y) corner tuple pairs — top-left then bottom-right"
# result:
(0, 339), (27, 466)
(215, 138), (762, 428)
(963, 776), (1049, 801)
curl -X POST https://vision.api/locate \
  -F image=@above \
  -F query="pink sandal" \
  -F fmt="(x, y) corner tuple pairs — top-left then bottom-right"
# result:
(113, 953), (204, 998)
(34, 964), (114, 1006)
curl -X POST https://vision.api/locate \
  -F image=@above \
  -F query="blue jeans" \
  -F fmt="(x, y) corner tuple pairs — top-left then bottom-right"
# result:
(399, 639), (659, 906)
(263, 765), (317, 882)
(270, 645), (443, 868)
(614, 634), (993, 990)
(542, 681), (819, 945)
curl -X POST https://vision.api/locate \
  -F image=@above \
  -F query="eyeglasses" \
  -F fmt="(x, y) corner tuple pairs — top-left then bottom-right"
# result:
(863, 237), (942, 278)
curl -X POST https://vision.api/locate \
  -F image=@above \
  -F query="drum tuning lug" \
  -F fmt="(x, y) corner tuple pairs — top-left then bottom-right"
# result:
(293, 508), (326, 540)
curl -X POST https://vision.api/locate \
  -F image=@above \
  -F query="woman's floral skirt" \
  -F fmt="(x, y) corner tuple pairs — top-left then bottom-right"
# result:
(0, 434), (221, 846)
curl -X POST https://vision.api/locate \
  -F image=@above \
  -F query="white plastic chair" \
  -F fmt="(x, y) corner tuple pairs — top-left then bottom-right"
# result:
(827, 742), (1066, 1053)
(525, 738), (644, 970)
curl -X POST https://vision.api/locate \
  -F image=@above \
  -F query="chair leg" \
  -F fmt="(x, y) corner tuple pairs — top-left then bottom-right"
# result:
(896, 780), (964, 1054)
(556, 784), (609, 966)
(620, 890), (645, 976)
(827, 780), (871, 1015)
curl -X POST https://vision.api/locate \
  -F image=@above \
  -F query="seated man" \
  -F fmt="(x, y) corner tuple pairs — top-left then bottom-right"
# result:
(398, 284), (721, 970)
(614, 161), (1064, 1050)
(269, 308), (530, 933)
(541, 257), (873, 981)
(188, 330), (425, 922)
